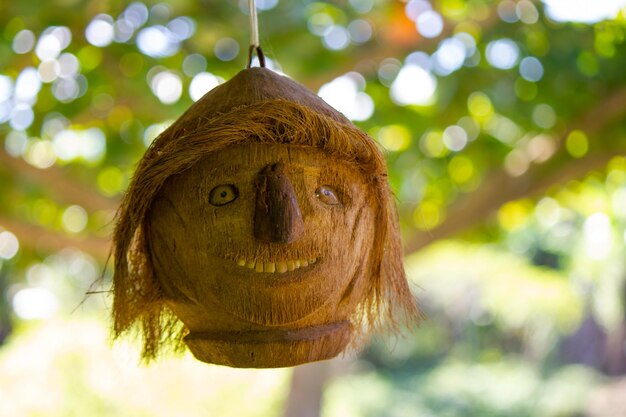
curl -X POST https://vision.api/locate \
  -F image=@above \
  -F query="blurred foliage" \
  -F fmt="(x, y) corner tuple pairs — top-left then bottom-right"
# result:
(0, 317), (289, 417)
(1, 0), (626, 416)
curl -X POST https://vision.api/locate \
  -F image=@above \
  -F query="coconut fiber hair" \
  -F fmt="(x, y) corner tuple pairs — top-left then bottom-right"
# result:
(112, 68), (418, 361)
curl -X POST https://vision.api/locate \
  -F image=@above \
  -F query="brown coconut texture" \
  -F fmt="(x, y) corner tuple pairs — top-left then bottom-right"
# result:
(112, 67), (420, 363)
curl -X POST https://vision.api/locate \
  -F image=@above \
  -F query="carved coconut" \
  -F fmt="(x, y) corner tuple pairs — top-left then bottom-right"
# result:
(112, 67), (418, 368)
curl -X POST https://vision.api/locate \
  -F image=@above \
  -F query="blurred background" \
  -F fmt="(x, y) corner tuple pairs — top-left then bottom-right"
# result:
(1, 0), (626, 416)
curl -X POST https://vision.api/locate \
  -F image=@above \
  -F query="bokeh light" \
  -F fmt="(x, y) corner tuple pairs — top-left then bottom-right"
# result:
(167, 16), (196, 40)
(97, 166), (125, 196)
(123, 2), (149, 28)
(405, 0), (432, 21)
(258, 0), (280, 10)
(58, 53), (80, 78)
(416, 10), (444, 39)
(498, 0), (519, 23)
(420, 129), (448, 158)
(516, 0), (539, 24)
(485, 114), (524, 144)
(35, 27), (71, 61)
(486, 39), (520, 69)
(0, 104), (10, 124)
(442, 125), (468, 151)
(432, 37), (467, 75)
(12, 29), (35, 54)
(238, 0), (279, 12)
(113, 18), (134, 43)
(52, 76), (86, 103)
(4, 131), (27, 156)
(347, 19), (372, 44)
(12, 287), (59, 319)
(10, 105), (35, 131)
(583, 213), (613, 259)
(38, 60), (60, 83)
(566, 130), (589, 158)
(143, 121), (172, 147)
(1, 2), (626, 416)
(62, 205), (88, 233)
(150, 71), (183, 104)
(85, 15), (115, 47)
(0, 231), (20, 260)
(323, 25), (351, 50)
(15, 67), (41, 104)
(189, 72), (222, 101)
(52, 127), (106, 162)
(543, 0), (626, 23)
(183, 53), (207, 77)
(405, 51), (431, 69)
(448, 155), (475, 184)
(137, 26), (180, 58)
(318, 73), (374, 121)
(467, 91), (494, 119)
(532, 104), (557, 129)
(0, 76), (13, 103)
(378, 58), (401, 86)
(24, 140), (56, 169)
(214, 37), (240, 61)
(519, 57), (544, 82)
(308, 12), (334, 36)
(377, 125), (412, 151)
(390, 64), (437, 106)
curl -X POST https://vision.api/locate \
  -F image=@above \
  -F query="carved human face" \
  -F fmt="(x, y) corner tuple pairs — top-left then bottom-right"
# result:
(148, 143), (376, 338)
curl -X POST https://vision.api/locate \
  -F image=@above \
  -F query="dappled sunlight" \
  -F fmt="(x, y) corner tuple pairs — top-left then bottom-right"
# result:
(543, 0), (626, 23)
(406, 241), (583, 333)
(324, 359), (598, 417)
(0, 0), (625, 415)
(0, 231), (19, 260)
(0, 318), (290, 417)
(318, 72), (374, 121)
(390, 64), (437, 106)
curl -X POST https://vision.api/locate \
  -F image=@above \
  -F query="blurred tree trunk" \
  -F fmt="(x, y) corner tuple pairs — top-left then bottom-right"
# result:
(282, 362), (329, 417)
(560, 312), (608, 369)
(282, 358), (353, 417)
(561, 278), (626, 375)
(0, 272), (11, 346)
(605, 279), (626, 375)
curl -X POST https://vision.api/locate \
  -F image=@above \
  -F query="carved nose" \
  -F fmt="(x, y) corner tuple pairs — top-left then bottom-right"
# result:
(254, 162), (304, 243)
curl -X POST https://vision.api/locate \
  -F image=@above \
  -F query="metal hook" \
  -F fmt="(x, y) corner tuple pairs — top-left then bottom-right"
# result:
(247, 45), (266, 68)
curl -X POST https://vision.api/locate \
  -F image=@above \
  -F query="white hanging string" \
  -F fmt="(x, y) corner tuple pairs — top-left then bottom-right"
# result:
(246, 0), (265, 67)
(249, 0), (259, 48)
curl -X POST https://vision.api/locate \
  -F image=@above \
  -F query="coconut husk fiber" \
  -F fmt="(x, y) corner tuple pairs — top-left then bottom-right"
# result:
(112, 67), (419, 368)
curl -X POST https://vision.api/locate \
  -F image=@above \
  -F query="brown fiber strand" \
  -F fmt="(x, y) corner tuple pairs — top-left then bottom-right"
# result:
(111, 68), (419, 362)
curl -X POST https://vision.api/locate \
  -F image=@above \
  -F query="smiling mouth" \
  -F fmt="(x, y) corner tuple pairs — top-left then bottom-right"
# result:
(234, 258), (318, 273)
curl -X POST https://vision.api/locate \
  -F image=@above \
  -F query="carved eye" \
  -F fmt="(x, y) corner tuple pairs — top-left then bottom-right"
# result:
(209, 184), (238, 206)
(315, 185), (340, 206)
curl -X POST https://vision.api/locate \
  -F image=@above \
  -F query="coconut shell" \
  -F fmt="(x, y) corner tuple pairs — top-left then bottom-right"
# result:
(175, 68), (353, 127)
(111, 67), (419, 368)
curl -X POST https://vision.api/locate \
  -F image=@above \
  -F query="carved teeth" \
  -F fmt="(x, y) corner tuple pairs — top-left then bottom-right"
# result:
(276, 262), (288, 273)
(234, 258), (316, 273)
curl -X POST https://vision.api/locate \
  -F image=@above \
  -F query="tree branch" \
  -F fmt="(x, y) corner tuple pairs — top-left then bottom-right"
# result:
(304, 7), (499, 90)
(0, 147), (118, 213)
(0, 214), (110, 261)
(404, 87), (626, 253)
